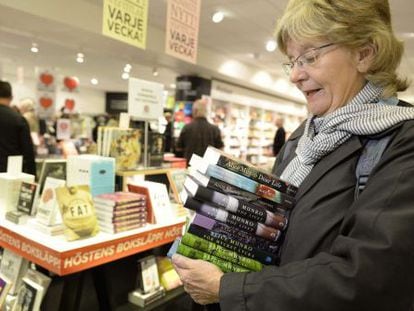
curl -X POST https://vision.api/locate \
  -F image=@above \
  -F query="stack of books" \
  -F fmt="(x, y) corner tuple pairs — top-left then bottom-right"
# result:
(172, 146), (297, 272)
(93, 191), (147, 233)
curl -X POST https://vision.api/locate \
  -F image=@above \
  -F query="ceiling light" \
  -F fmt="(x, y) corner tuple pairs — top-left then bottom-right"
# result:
(265, 39), (277, 52)
(124, 64), (131, 73)
(122, 72), (129, 80)
(77, 52), (84, 58)
(76, 57), (84, 63)
(30, 43), (39, 53)
(212, 11), (224, 23)
(91, 78), (98, 85)
(152, 68), (159, 77)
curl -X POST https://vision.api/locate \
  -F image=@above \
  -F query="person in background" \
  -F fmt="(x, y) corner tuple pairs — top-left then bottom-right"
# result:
(18, 98), (40, 133)
(163, 111), (173, 153)
(175, 98), (224, 164)
(172, 0), (414, 310)
(272, 117), (286, 157)
(0, 81), (36, 175)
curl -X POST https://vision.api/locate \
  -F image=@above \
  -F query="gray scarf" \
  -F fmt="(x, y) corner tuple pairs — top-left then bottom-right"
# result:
(281, 82), (414, 187)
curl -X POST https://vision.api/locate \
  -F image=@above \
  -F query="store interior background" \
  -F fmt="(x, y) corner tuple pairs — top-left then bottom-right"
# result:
(0, 0), (413, 129)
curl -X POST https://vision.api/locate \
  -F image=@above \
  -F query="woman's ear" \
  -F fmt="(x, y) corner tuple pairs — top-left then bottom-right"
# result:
(357, 44), (376, 73)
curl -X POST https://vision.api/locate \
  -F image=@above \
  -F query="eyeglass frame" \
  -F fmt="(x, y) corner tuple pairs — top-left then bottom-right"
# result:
(282, 43), (335, 75)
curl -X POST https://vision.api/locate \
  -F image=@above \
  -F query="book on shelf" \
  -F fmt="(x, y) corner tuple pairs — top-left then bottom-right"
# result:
(5, 211), (29, 225)
(137, 255), (160, 294)
(95, 209), (147, 223)
(181, 232), (263, 271)
(0, 273), (12, 308)
(147, 132), (165, 167)
(177, 243), (249, 273)
(36, 159), (66, 197)
(184, 176), (287, 228)
(12, 277), (45, 311)
(180, 191), (281, 242)
(35, 177), (66, 226)
(188, 222), (278, 265)
(93, 191), (146, 207)
(0, 249), (29, 295)
(24, 269), (52, 298)
(0, 172), (35, 216)
(95, 205), (147, 219)
(188, 168), (289, 214)
(16, 181), (38, 216)
(128, 286), (166, 308)
(203, 146), (298, 197)
(190, 154), (294, 207)
(156, 256), (182, 291)
(191, 213), (280, 256)
(109, 128), (142, 171)
(93, 201), (147, 213)
(55, 185), (99, 241)
(27, 218), (65, 236)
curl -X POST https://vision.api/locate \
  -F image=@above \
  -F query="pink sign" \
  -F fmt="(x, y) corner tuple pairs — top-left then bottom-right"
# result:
(165, 0), (201, 64)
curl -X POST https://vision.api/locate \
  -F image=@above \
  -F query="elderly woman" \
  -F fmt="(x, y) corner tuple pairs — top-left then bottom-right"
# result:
(172, 0), (414, 310)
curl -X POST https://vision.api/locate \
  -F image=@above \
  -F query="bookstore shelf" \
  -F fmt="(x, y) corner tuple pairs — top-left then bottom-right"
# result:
(0, 217), (185, 276)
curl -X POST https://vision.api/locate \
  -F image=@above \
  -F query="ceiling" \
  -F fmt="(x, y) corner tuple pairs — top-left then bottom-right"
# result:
(0, 0), (413, 103)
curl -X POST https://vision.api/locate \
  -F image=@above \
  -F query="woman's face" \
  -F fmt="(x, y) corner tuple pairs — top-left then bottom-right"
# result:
(286, 39), (368, 116)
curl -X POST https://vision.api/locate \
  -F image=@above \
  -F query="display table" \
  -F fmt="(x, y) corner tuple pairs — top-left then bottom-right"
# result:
(0, 217), (185, 276)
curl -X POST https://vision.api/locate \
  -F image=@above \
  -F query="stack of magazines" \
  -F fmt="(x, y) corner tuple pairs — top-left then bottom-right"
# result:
(170, 146), (297, 272)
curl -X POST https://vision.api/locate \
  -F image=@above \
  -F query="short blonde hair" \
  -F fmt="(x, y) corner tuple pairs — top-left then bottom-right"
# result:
(275, 0), (409, 97)
(192, 99), (207, 118)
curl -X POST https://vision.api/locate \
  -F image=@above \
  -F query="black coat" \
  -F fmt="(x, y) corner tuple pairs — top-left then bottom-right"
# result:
(219, 117), (414, 310)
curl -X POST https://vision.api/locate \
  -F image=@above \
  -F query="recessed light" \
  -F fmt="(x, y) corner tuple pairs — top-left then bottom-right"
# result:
(91, 78), (98, 85)
(77, 53), (84, 58)
(265, 39), (277, 52)
(30, 43), (39, 53)
(152, 68), (159, 77)
(212, 11), (224, 23)
(76, 57), (84, 63)
(122, 72), (129, 80)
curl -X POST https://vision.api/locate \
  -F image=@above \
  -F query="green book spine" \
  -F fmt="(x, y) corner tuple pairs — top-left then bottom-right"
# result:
(177, 243), (249, 273)
(181, 233), (263, 271)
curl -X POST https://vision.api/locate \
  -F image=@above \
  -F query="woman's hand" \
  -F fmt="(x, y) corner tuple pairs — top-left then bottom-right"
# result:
(172, 254), (224, 305)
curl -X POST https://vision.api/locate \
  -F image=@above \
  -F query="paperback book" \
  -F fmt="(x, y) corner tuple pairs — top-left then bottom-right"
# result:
(16, 181), (38, 215)
(0, 273), (12, 308)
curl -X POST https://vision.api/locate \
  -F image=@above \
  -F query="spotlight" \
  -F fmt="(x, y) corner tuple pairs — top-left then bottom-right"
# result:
(30, 43), (39, 53)
(122, 72), (129, 80)
(91, 78), (98, 85)
(152, 68), (159, 77)
(212, 11), (224, 23)
(265, 39), (277, 52)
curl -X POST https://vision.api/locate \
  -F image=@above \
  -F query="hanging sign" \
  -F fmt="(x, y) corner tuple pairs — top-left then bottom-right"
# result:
(102, 0), (148, 50)
(165, 0), (201, 64)
(128, 78), (164, 120)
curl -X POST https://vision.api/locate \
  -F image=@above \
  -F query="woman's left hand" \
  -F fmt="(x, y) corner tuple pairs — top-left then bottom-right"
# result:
(172, 254), (224, 305)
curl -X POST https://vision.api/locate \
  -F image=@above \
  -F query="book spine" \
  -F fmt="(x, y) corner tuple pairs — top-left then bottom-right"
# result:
(181, 233), (263, 271)
(188, 178), (287, 229)
(177, 243), (249, 273)
(95, 206), (147, 218)
(96, 212), (147, 223)
(183, 196), (280, 242)
(191, 214), (280, 255)
(188, 224), (278, 265)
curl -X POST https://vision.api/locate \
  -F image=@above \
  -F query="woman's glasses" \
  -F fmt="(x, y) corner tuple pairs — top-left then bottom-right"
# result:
(282, 43), (335, 75)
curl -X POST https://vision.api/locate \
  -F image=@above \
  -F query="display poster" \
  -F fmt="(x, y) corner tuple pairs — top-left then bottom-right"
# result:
(128, 78), (164, 120)
(35, 67), (57, 120)
(102, 0), (148, 50)
(165, 0), (201, 64)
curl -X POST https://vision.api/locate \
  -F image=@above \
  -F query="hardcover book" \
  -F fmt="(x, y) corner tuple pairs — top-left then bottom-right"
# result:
(37, 159), (66, 197)
(203, 146), (298, 196)
(137, 255), (160, 294)
(109, 128), (142, 171)
(177, 243), (249, 273)
(93, 191), (146, 207)
(184, 176), (287, 228)
(35, 177), (66, 226)
(181, 191), (281, 241)
(190, 154), (294, 207)
(55, 185), (99, 241)
(0, 273), (12, 308)
(13, 277), (44, 311)
(0, 249), (29, 295)
(181, 232), (263, 271)
(16, 181), (38, 215)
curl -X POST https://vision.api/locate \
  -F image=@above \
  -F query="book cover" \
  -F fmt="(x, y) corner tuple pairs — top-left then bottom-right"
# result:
(0, 173), (35, 215)
(188, 223), (278, 265)
(55, 185), (99, 241)
(93, 191), (146, 207)
(177, 243), (249, 273)
(184, 176), (287, 228)
(190, 155), (294, 207)
(16, 182), (38, 215)
(147, 132), (165, 167)
(96, 208), (147, 223)
(93, 200), (146, 212)
(109, 128), (142, 171)
(191, 214), (280, 256)
(0, 273), (12, 308)
(181, 232), (263, 271)
(204, 146), (298, 196)
(181, 191), (281, 242)
(137, 255), (160, 294)
(13, 277), (44, 311)
(37, 159), (66, 197)
(188, 168), (290, 213)
(35, 177), (66, 226)
(95, 206), (147, 219)
(0, 249), (29, 295)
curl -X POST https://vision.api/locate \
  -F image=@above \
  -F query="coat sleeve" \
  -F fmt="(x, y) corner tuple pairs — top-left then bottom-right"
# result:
(19, 116), (36, 175)
(219, 123), (414, 311)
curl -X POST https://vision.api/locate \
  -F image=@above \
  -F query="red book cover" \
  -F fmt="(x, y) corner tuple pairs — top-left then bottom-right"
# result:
(94, 191), (146, 207)
(127, 184), (155, 224)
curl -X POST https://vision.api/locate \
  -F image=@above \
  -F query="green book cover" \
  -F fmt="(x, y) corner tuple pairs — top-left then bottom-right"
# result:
(177, 243), (249, 273)
(181, 233), (263, 271)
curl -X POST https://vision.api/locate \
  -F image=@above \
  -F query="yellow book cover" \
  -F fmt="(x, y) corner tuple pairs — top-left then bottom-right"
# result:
(55, 185), (99, 241)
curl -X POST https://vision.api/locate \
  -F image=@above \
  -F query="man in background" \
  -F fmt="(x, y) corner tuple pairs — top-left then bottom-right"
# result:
(272, 117), (286, 157)
(176, 98), (224, 164)
(0, 81), (36, 174)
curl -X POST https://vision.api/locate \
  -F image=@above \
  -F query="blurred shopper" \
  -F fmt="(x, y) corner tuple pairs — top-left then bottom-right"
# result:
(272, 117), (286, 156)
(176, 98), (224, 164)
(18, 98), (40, 133)
(0, 81), (36, 174)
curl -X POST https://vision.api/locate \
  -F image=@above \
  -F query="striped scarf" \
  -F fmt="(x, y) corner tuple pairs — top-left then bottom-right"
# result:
(280, 82), (414, 187)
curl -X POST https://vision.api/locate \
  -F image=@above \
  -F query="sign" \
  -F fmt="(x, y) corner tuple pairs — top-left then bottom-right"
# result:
(165, 0), (201, 64)
(128, 78), (164, 120)
(102, 0), (148, 50)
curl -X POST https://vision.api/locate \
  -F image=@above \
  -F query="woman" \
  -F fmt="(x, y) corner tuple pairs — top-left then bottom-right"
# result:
(172, 0), (414, 310)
